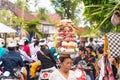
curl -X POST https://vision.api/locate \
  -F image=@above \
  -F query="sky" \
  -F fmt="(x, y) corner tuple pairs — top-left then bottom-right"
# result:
(9, 0), (55, 13)
(9, 0), (88, 27)
(28, 0), (55, 13)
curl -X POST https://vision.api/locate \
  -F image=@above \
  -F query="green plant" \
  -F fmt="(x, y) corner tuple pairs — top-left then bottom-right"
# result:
(83, 0), (120, 35)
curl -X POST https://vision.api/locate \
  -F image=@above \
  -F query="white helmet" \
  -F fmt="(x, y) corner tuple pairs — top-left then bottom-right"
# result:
(18, 40), (24, 46)
(31, 37), (37, 42)
(7, 41), (17, 47)
(39, 40), (47, 46)
(21, 37), (28, 42)
(0, 38), (5, 47)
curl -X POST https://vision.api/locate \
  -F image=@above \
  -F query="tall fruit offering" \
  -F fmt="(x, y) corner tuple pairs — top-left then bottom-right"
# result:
(56, 19), (76, 54)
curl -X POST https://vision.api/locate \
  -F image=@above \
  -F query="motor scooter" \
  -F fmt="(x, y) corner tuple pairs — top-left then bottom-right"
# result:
(0, 66), (24, 79)
(0, 70), (25, 80)
(40, 69), (53, 80)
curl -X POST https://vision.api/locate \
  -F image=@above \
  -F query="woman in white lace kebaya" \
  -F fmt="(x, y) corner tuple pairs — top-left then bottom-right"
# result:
(49, 55), (76, 80)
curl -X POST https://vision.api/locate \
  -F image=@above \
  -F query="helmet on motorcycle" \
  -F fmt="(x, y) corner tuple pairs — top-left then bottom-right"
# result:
(21, 37), (28, 42)
(31, 36), (37, 42)
(39, 40), (47, 46)
(7, 41), (17, 51)
(18, 40), (24, 46)
(7, 41), (17, 47)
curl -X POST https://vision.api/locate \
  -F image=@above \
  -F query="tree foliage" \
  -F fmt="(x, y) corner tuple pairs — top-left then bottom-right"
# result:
(37, 8), (48, 21)
(83, 0), (120, 34)
(25, 20), (43, 38)
(0, 9), (26, 29)
(0, 9), (43, 38)
(15, 0), (30, 12)
(50, 0), (82, 20)
(14, 0), (44, 38)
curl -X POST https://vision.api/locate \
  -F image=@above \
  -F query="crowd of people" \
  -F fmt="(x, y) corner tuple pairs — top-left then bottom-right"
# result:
(0, 37), (119, 80)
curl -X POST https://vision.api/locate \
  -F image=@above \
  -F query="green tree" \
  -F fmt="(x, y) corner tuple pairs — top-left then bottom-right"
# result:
(0, 9), (43, 38)
(25, 20), (43, 38)
(15, 0), (44, 38)
(0, 9), (26, 29)
(37, 8), (48, 21)
(83, 0), (120, 33)
(15, 0), (29, 12)
(50, 0), (82, 20)
(15, 0), (39, 12)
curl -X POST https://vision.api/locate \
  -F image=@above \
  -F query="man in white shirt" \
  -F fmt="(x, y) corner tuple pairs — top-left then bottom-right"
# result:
(18, 40), (33, 62)
(29, 37), (37, 49)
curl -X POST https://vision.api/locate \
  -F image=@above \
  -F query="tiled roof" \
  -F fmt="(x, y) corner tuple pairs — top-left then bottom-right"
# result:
(0, 0), (39, 22)
(48, 14), (61, 22)
(12, 7), (39, 22)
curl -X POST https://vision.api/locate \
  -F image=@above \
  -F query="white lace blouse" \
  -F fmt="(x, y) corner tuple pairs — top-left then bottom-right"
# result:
(49, 69), (77, 80)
